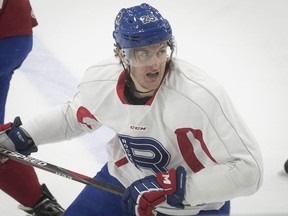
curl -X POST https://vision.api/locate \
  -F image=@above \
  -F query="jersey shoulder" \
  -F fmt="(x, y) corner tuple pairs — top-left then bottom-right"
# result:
(166, 58), (226, 100)
(80, 57), (122, 84)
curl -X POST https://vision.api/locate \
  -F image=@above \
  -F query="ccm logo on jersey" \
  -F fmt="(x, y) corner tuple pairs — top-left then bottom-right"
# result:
(130, 125), (147, 131)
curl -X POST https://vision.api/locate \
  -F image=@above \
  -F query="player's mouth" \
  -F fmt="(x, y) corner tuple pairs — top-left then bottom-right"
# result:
(146, 71), (159, 79)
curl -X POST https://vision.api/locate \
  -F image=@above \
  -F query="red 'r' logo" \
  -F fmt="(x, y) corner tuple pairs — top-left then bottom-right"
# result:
(76, 106), (97, 129)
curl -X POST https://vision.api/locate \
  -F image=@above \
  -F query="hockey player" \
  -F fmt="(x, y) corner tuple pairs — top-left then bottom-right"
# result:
(0, 0), (64, 215)
(0, 3), (263, 216)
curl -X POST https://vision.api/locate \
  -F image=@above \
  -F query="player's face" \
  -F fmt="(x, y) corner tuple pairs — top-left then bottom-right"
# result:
(125, 42), (169, 95)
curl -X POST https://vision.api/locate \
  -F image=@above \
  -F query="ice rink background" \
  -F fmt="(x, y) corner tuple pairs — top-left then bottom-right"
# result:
(1, 0), (288, 215)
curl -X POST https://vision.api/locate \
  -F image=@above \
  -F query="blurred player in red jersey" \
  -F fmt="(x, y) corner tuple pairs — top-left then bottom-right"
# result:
(0, 0), (64, 215)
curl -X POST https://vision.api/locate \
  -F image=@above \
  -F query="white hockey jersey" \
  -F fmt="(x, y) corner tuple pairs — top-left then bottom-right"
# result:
(23, 58), (263, 215)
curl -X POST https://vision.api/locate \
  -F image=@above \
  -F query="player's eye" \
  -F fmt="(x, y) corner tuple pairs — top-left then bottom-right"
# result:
(157, 49), (167, 58)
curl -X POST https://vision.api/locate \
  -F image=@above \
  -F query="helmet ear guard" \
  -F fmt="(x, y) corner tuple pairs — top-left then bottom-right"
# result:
(167, 37), (176, 60)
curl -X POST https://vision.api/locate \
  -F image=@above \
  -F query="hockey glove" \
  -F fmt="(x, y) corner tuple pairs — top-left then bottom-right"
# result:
(122, 166), (186, 216)
(0, 116), (38, 156)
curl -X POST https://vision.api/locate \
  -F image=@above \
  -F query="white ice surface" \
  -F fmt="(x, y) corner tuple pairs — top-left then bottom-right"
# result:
(1, 0), (288, 215)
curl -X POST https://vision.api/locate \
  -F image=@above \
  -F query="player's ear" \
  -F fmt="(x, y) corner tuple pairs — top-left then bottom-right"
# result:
(118, 49), (127, 64)
(114, 44), (127, 64)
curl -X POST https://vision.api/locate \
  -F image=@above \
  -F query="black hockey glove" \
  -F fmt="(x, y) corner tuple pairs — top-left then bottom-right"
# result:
(0, 116), (38, 156)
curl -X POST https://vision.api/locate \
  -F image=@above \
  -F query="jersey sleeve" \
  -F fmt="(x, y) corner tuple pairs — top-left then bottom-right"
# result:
(22, 92), (102, 146)
(21, 59), (119, 146)
(187, 89), (263, 205)
(184, 84), (263, 206)
(166, 60), (263, 207)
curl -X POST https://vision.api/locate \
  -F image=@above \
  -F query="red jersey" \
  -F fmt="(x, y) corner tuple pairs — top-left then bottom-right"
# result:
(0, 0), (38, 39)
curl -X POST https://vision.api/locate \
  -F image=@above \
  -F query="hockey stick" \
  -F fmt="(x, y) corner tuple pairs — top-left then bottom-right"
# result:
(0, 147), (124, 196)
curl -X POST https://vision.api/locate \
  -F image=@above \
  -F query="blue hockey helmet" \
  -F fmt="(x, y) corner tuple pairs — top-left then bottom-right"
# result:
(113, 3), (173, 49)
